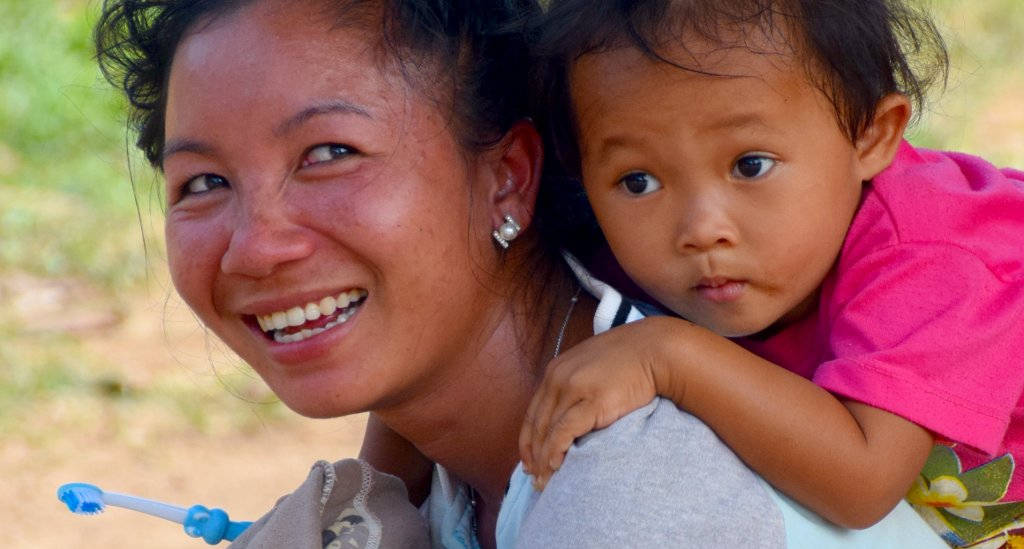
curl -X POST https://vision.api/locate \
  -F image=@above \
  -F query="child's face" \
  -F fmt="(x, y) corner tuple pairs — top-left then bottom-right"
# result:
(572, 38), (867, 337)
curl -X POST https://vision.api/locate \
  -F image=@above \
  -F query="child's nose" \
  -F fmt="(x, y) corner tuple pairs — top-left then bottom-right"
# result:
(673, 200), (738, 254)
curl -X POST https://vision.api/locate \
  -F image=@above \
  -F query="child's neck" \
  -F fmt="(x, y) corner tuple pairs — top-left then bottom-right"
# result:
(744, 284), (823, 341)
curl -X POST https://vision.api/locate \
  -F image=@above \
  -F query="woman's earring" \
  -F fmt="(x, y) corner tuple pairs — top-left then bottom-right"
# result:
(492, 215), (522, 249)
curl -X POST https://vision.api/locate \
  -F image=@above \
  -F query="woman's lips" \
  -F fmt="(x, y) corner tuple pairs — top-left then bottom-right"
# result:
(254, 288), (367, 334)
(244, 288), (368, 345)
(694, 278), (746, 303)
(258, 300), (365, 365)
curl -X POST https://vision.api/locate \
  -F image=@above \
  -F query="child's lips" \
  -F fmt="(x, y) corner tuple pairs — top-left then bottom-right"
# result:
(694, 278), (747, 303)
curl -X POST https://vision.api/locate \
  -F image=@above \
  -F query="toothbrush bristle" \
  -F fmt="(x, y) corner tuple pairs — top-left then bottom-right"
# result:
(58, 483), (105, 514)
(79, 499), (103, 514)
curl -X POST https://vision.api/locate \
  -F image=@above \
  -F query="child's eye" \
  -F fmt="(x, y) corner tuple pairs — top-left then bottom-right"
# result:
(183, 174), (229, 197)
(619, 172), (662, 196)
(302, 143), (356, 167)
(732, 155), (776, 179)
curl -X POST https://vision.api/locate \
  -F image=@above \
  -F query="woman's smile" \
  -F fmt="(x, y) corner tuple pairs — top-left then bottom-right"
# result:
(252, 287), (368, 343)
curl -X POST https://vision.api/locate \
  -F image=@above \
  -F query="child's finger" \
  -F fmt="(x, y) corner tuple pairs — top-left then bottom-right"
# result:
(519, 433), (533, 474)
(521, 373), (555, 472)
(536, 395), (583, 471)
(532, 392), (577, 474)
(534, 370), (604, 473)
(539, 399), (600, 477)
(528, 377), (569, 470)
(531, 475), (545, 492)
(519, 406), (544, 474)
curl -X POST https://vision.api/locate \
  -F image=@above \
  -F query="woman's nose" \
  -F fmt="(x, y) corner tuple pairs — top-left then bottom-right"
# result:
(673, 199), (738, 254)
(220, 201), (315, 278)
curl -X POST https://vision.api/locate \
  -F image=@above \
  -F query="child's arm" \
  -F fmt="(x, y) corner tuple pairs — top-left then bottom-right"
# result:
(520, 315), (934, 529)
(360, 413), (434, 506)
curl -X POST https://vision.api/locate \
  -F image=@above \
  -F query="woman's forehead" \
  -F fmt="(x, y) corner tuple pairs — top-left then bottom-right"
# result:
(165, 1), (409, 139)
(172, 1), (380, 86)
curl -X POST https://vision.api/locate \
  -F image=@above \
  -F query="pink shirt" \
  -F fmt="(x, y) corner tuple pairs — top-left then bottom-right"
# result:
(736, 141), (1024, 546)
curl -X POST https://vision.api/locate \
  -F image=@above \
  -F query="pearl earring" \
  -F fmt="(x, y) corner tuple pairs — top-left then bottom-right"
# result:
(492, 215), (522, 249)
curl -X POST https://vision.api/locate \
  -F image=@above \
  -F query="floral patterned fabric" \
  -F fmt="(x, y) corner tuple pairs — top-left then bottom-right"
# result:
(909, 445), (1024, 548)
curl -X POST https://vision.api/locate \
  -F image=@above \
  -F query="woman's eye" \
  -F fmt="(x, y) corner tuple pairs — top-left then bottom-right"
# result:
(302, 144), (355, 167)
(183, 174), (228, 196)
(619, 172), (662, 196)
(732, 155), (776, 179)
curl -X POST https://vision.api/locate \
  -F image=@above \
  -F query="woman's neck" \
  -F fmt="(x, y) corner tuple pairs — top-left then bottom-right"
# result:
(373, 271), (595, 504)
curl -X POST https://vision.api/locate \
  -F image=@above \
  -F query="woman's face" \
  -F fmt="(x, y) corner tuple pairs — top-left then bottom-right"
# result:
(162, 1), (499, 417)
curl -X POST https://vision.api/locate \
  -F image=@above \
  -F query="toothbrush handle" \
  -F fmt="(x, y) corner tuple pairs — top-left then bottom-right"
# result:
(184, 504), (253, 544)
(225, 520), (253, 542)
(98, 490), (253, 544)
(102, 491), (188, 524)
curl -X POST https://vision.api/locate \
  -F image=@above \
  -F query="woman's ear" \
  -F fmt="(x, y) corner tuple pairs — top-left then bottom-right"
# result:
(854, 93), (912, 181)
(485, 120), (544, 231)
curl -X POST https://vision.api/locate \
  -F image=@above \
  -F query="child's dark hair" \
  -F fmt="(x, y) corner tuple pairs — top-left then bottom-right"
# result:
(94, 0), (540, 168)
(534, 0), (949, 178)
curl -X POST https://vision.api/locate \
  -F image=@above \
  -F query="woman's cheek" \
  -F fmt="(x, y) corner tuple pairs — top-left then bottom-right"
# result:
(165, 214), (227, 317)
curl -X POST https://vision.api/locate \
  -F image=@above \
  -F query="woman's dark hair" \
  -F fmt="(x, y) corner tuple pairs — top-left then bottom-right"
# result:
(94, 0), (541, 167)
(534, 0), (950, 178)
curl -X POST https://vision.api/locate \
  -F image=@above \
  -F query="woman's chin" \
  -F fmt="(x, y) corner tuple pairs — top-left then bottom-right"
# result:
(273, 385), (376, 419)
(245, 352), (382, 419)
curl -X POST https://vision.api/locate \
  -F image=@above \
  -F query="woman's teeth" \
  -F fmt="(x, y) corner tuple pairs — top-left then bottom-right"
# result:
(255, 289), (367, 344)
(272, 306), (360, 344)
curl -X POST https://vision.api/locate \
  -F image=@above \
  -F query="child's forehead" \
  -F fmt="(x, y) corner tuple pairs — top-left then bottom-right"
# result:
(572, 16), (811, 87)
(567, 38), (841, 153)
(569, 37), (813, 113)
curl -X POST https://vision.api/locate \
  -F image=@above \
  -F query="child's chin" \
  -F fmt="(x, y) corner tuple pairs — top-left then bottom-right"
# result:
(701, 316), (775, 339)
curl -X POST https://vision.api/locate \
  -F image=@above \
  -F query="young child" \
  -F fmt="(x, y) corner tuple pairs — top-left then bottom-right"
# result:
(520, 1), (1024, 547)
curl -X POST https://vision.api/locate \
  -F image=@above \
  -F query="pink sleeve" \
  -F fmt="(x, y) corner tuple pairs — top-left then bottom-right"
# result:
(814, 243), (1024, 456)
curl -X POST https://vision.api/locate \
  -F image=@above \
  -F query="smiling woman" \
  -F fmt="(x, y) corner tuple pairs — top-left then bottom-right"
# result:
(158, 3), (505, 419)
(92, 0), (953, 548)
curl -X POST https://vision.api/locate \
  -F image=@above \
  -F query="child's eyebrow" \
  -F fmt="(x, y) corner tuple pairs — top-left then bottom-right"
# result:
(583, 131), (665, 166)
(591, 134), (640, 158)
(699, 112), (772, 134)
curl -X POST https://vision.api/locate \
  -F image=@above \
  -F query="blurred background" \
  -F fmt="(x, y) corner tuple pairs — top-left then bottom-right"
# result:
(1, 0), (1021, 546)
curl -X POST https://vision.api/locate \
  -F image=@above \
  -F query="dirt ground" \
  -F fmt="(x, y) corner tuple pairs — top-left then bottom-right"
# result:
(5, 416), (367, 548)
(0, 282), (370, 548)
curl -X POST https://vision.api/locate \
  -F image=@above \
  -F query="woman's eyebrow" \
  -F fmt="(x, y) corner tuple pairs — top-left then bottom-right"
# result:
(161, 101), (373, 162)
(273, 100), (372, 137)
(162, 139), (215, 162)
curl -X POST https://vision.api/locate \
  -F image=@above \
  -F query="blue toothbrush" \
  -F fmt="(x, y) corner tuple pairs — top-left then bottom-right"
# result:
(57, 482), (252, 544)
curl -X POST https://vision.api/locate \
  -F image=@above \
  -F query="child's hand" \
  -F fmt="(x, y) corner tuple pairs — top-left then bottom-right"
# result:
(519, 317), (683, 489)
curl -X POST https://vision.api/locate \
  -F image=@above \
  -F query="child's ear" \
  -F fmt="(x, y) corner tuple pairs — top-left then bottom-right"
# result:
(854, 93), (911, 181)
(484, 120), (544, 231)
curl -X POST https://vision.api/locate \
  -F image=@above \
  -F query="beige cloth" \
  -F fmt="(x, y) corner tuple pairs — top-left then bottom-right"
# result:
(230, 459), (429, 549)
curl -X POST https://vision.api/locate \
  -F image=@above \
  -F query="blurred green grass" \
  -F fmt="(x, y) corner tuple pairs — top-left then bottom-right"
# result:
(0, 0), (282, 438)
(0, 0), (1021, 441)
(0, 0), (155, 290)
(911, 0), (1024, 166)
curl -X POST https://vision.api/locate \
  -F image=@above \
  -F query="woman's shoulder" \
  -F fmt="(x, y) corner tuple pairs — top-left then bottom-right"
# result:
(514, 397), (787, 548)
(514, 397), (948, 549)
